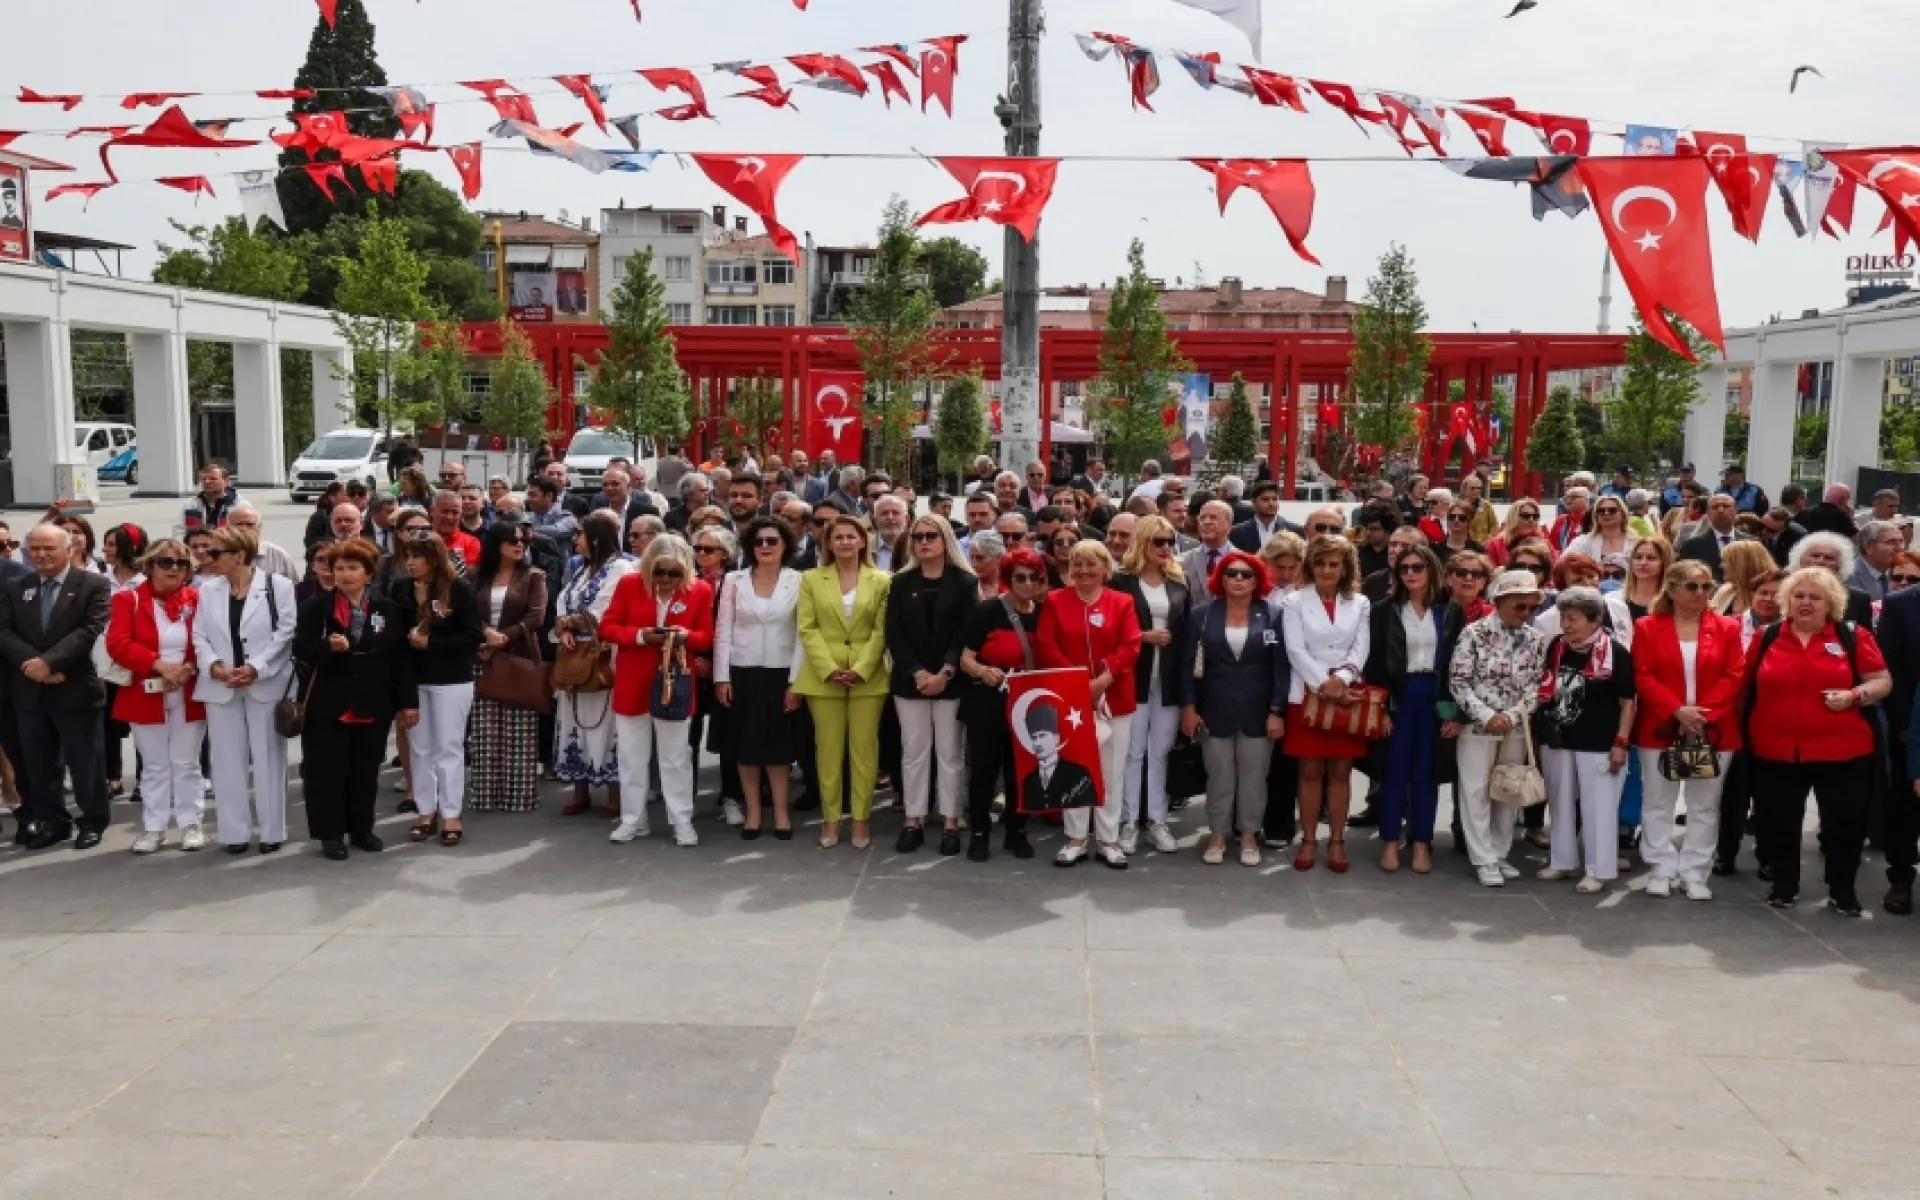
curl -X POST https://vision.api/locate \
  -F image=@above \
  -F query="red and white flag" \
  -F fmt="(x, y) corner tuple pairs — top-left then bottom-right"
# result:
(446, 143), (483, 201)
(804, 372), (864, 463)
(921, 36), (965, 116)
(1459, 109), (1511, 156)
(1241, 67), (1307, 112)
(1691, 131), (1772, 242)
(1193, 158), (1320, 265)
(1576, 156), (1725, 360)
(1536, 113), (1591, 157)
(1007, 668), (1107, 814)
(914, 157), (1060, 243)
(1824, 150), (1920, 257)
(692, 153), (805, 261)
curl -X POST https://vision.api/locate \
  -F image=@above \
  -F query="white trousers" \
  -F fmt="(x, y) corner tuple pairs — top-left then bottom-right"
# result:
(133, 713), (205, 832)
(1543, 748), (1622, 880)
(1123, 680), (1180, 825)
(616, 712), (693, 826)
(1638, 748), (1731, 885)
(206, 697), (288, 846)
(408, 682), (475, 821)
(1454, 730), (1525, 868)
(1065, 712), (1131, 845)
(895, 696), (964, 821)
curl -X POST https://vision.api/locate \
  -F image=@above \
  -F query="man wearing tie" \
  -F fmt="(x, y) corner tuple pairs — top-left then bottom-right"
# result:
(1180, 501), (1238, 585)
(1847, 519), (1904, 601)
(0, 525), (113, 850)
(1676, 494), (1749, 581)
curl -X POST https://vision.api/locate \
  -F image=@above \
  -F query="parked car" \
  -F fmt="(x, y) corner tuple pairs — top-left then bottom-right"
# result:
(98, 445), (138, 486)
(289, 428), (385, 502)
(73, 422), (137, 471)
(563, 427), (657, 496)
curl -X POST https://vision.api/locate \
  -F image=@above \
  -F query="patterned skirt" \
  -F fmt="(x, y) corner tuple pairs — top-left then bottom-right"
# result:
(465, 661), (542, 811)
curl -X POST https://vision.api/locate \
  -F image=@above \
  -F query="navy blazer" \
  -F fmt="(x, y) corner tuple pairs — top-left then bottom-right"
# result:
(1176, 599), (1291, 739)
(1876, 586), (1920, 743)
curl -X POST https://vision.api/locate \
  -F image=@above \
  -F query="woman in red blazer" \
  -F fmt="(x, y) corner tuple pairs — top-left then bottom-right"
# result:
(1036, 539), (1142, 869)
(599, 534), (714, 848)
(105, 539), (209, 855)
(1630, 558), (1747, 901)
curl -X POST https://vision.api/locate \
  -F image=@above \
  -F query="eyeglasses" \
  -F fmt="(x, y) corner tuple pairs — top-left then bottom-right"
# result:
(1448, 513), (1468, 523)
(1051, 537), (1077, 549)
(203, 548), (233, 560)
(1601, 568), (1628, 580)
(1396, 562), (1429, 575)
(1895, 574), (1920, 585)
(1310, 523), (1342, 534)
(1519, 562), (1550, 576)
(401, 527), (431, 539)
(754, 536), (784, 549)
(1674, 580), (1715, 594)
(1008, 572), (1044, 584)
(1150, 537), (1175, 548)
(149, 556), (191, 571)
(910, 531), (942, 543)
(653, 569), (686, 580)
(1221, 568), (1256, 580)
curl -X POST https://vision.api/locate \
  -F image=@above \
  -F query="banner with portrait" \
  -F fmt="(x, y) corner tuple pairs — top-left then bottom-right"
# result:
(1622, 125), (1678, 157)
(0, 163), (31, 262)
(511, 270), (555, 322)
(1007, 667), (1106, 814)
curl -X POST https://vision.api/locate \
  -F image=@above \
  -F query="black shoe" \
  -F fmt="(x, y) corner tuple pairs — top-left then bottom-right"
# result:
(258, 842), (283, 855)
(1004, 828), (1035, 860)
(1828, 893), (1863, 918)
(1884, 881), (1914, 916)
(1348, 807), (1379, 828)
(895, 825), (924, 854)
(967, 831), (991, 863)
(1169, 796), (1188, 812)
(348, 833), (384, 853)
(226, 843), (250, 856)
(322, 839), (349, 861)
(773, 828), (793, 841)
(12, 816), (37, 846)
(24, 826), (72, 851)
(939, 829), (962, 857)
(1767, 889), (1797, 909)
(1756, 862), (1774, 882)
(397, 799), (418, 815)
(1712, 858), (1737, 877)
(741, 826), (763, 842)
(73, 829), (102, 851)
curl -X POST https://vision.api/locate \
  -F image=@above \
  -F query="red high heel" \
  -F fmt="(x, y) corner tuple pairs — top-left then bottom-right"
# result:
(1328, 839), (1350, 875)
(1293, 839), (1317, 872)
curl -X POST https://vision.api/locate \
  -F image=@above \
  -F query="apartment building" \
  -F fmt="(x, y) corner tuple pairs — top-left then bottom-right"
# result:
(701, 233), (807, 328)
(597, 204), (710, 326)
(474, 211), (599, 324)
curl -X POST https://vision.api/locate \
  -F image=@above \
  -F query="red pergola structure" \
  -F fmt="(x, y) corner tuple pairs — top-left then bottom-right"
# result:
(461, 323), (1629, 499)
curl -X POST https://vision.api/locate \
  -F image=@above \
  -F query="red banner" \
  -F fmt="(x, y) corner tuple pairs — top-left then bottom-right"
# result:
(805, 372), (864, 462)
(1007, 667), (1106, 814)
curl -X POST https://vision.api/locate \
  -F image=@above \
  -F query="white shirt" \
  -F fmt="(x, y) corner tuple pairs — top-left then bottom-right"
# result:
(1679, 638), (1699, 706)
(1225, 624), (1249, 657)
(1401, 604), (1438, 673)
(714, 568), (805, 683)
(154, 597), (191, 715)
(842, 587), (858, 620)
(488, 585), (509, 628)
(1140, 581), (1169, 633)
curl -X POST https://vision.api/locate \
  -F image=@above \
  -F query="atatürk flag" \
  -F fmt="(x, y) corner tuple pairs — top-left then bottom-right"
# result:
(1576, 156), (1725, 360)
(1445, 155), (1589, 220)
(693, 153), (805, 261)
(1193, 158), (1320, 264)
(1007, 668), (1106, 814)
(914, 157), (1060, 242)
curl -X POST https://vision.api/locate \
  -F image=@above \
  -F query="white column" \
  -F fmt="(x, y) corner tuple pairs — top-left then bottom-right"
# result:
(2, 318), (76, 506)
(129, 329), (196, 497)
(312, 347), (354, 438)
(1683, 366), (1729, 476)
(231, 341), (286, 487)
(1827, 353), (1885, 494)
(1747, 361), (1798, 502)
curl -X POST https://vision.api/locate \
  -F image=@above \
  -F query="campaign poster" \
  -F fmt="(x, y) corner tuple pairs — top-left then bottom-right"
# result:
(511, 270), (555, 322)
(805, 372), (864, 462)
(1007, 667), (1106, 815)
(1774, 158), (1808, 237)
(1167, 373), (1211, 469)
(0, 164), (31, 262)
(1622, 125), (1677, 157)
(554, 268), (589, 316)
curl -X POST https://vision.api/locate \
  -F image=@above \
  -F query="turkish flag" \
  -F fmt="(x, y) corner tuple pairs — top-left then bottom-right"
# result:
(862, 60), (912, 108)
(915, 156), (1060, 243)
(1193, 158), (1320, 265)
(1307, 80), (1385, 130)
(1576, 156), (1725, 360)
(639, 68), (713, 120)
(1007, 668), (1106, 814)
(1241, 67), (1307, 111)
(805, 372), (865, 462)
(18, 88), (84, 111)
(357, 157), (398, 196)
(1536, 113), (1591, 157)
(446, 143), (483, 201)
(316, 0), (337, 27)
(1375, 95), (1427, 156)
(272, 110), (351, 156)
(1691, 131), (1771, 241)
(1459, 110), (1511, 157)
(156, 175), (216, 198)
(122, 92), (198, 109)
(554, 75), (609, 133)
(693, 154), (805, 261)
(47, 181), (113, 206)
(102, 104), (258, 180)
(921, 35), (966, 116)
(789, 53), (869, 95)
(1825, 150), (1920, 257)
(304, 162), (353, 203)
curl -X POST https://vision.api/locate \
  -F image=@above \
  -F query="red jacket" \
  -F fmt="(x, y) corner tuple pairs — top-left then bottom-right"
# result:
(1744, 622), (1886, 763)
(106, 582), (205, 725)
(1036, 585), (1143, 717)
(1630, 611), (1745, 751)
(600, 574), (714, 718)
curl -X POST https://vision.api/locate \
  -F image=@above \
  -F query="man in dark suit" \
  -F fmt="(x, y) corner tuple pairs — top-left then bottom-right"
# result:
(1797, 483), (1860, 540)
(1018, 704), (1096, 814)
(1229, 481), (1301, 552)
(1676, 494), (1749, 581)
(1873, 585), (1920, 915)
(1757, 506), (1807, 568)
(589, 467), (658, 541)
(0, 524), (112, 850)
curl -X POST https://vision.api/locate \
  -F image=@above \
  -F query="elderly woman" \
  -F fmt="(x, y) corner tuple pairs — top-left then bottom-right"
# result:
(1750, 568), (1891, 914)
(193, 525), (298, 854)
(1631, 559), (1747, 900)
(393, 533), (483, 846)
(884, 513), (978, 855)
(1486, 499), (1548, 567)
(1534, 587), (1637, 892)
(715, 516), (803, 840)
(1547, 487), (1591, 555)
(1567, 493), (1640, 574)
(957, 547), (1050, 862)
(796, 514), (891, 849)
(1364, 544), (1462, 874)
(1536, 553), (1636, 646)
(466, 520), (549, 814)
(552, 512), (634, 817)
(967, 529), (1007, 601)
(1787, 532), (1877, 627)
(1444, 550), (1495, 623)
(1282, 535), (1372, 873)
(1624, 490), (1662, 540)
(1036, 539), (1143, 868)
(1112, 514), (1191, 856)
(1449, 570), (1551, 887)
(106, 539), (207, 854)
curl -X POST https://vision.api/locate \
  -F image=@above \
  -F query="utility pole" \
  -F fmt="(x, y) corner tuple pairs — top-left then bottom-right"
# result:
(995, 0), (1044, 474)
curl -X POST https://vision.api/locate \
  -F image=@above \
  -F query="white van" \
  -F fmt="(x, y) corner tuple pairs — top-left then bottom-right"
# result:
(563, 427), (657, 496)
(72, 422), (136, 470)
(289, 428), (385, 502)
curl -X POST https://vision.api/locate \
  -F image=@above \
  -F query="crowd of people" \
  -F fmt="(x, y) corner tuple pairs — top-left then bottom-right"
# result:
(2, 452), (1918, 919)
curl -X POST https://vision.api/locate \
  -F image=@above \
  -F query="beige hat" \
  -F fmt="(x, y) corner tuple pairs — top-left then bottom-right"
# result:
(1489, 569), (1544, 602)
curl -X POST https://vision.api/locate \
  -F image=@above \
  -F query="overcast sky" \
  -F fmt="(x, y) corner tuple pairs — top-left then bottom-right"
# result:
(3, 0), (1915, 332)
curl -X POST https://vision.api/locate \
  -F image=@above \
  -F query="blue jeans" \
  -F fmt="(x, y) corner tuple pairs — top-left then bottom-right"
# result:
(1379, 674), (1439, 844)
(1619, 747), (1643, 828)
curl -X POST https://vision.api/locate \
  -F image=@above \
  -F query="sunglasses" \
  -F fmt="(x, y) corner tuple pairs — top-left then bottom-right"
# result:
(1310, 524), (1342, 534)
(695, 545), (726, 555)
(653, 569), (686, 579)
(910, 531), (943, 543)
(754, 536), (784, 548)
(1507, 601), (1542, 614)
(203, 548), (233, 560)
(149, 556), (191, 571)
(1150, 537), (1175, 548)
(1452, 569), (1489, 580)
(0, 541), (14, 552)
(1674, 580), (1715, 594)
(812, 516), (833, 526)
(1601, 568), (1627, 580)
(1894, 574), (1920, 585)
(1221, 568), (1256, 580)
(1397, 562), (1429, 575)
(1008, 572), (1044, 584)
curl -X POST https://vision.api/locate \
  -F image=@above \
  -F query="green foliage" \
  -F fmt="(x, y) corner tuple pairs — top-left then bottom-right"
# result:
(848, 198), (947, 478)
(931, 372), (989, 489)
(1528, 385), (1588, 489)
(70, 331), (131, 422)
(282, 349), (316, 463)
(724, 374), (787, 457)
(1089, 239), (1191, 476)
(1605, 318), (1710, 474)
(1347, 243), (1432, 455)
(483, 321), (555, 482)
(154, 217), (313, 427)
(1574, 395), (1610, 473)
(919, 236), (992, 308)
(1796, 412), (1830, 459)
(331, 207), (432, 434)
(276, 0), (398, 238)
(1211, 373), (1260, 468)
(403, 317), (474, 463)
(1883, 403), (1920, 472)
(291, 172), (497, 319)
(585, 248), (689, 455)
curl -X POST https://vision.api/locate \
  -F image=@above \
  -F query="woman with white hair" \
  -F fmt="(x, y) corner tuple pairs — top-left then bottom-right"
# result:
(1787, 531), (1877, 627)
(1534, 586), (1637, 892)
(1547, 487), (1591, 555)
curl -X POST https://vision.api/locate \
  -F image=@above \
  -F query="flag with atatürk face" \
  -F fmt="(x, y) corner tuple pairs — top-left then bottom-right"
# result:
(1008, 668), (1106, 814)
(1445, 155), (1589, 220)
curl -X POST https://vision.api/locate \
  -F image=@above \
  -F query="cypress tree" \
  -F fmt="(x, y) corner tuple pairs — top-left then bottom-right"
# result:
(277, 0), (400, 237)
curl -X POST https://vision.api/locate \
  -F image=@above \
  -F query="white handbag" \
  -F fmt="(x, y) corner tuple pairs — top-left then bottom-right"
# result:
(1487, 719), (1547, 807)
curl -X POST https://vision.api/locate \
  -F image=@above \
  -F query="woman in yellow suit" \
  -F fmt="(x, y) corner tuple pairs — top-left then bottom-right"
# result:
(794, 513), (892, 850)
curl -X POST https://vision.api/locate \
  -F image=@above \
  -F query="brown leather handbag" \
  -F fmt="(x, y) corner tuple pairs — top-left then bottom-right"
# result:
(1299, 684), (1391, 740)
(550, 610), (615, 694)
(476, 627), (554, 713)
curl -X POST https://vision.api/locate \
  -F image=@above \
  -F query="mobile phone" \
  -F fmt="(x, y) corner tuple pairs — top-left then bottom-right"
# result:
(143, 678), (166, 694)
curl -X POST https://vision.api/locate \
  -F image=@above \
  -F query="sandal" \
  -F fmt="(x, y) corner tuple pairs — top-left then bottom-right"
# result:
(1410, 844), (1433, 875)
(1293, 839), (1317, 872)
(440, 827), (464, 847)
(1328, 839), (1351, 875)
(561, 798), (591, 816)
(408, 817), (439, 843)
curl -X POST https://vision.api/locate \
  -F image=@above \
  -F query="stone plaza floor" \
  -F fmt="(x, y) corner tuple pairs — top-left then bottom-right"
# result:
(3, 766), (1919, 1200)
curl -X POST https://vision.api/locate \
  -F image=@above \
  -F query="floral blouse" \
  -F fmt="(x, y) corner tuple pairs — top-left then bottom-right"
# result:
(1448, 613), (1549, 734)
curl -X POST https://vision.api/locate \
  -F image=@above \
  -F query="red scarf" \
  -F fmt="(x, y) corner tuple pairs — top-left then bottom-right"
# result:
(1538, 628), (1614, 706)
(149, 580), (193, 624)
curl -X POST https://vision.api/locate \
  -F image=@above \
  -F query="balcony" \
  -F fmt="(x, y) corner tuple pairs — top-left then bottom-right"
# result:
(705, 282), (759, 296)
(829, 271), (930, 288)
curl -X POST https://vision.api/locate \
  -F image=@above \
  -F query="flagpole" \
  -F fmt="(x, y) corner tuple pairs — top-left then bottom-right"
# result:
(996, 0), (1044, 475)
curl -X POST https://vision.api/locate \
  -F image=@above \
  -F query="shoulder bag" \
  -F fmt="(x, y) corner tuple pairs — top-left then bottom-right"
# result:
(1488, 718), (1548, 806)
(273, 662), (315, 738)
(1299, 683), (1391, 740)
(551, 613), (615, 693)
(476, 624), (554, 714)
(1658, 732), (1721, 782)
(654, 636), (696, 721)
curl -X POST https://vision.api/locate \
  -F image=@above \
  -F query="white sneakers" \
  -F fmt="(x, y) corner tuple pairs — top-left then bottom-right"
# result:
(131, 830), (164, 855)
(609, 819), (645, 843)
(1240, 846), (1261, 868)
(1575, 876), (1606, 894)
(673, 821), (699, 848)
(132, 828), (204, 854)
(1476, 865), (1505, 888)
(1536, 867), (1571, 881)
(1498, 862), (1520, 880)
(1202, 844), (1226, 866)
(1119, 821), (1140, 856)
(722, 800), (745, 827)
(179, 826), (206, 852)
(1645, 876), (1672, 898)
(1685, 880), (1713, 902)
(1147, 822), (1178, 854)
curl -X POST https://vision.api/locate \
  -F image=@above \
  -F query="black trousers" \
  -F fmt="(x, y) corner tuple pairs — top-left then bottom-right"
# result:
(963, 704), (1024, 836)
(1715, 750), (1755, 866)
(0, 692), (32, 813)
(1751, 755), (1873, 900)
(1264, 750), (1298, 842)
(1887, 758), (1920, 885)
(303, 718), (392, 843)
(18, 700), (109, 835)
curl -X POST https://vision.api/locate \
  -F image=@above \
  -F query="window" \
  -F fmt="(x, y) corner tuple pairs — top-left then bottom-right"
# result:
(473, 249), (496, 272)
(664, 256), (692, 281)
(763, 305), (796, 326)
(707, 306), (757, 326)
(667, 303), (693, 325)
(464, 372), (492, 398)
(707, 259), (756, 285)
(110, 427), (131, 448)
(763, 258), (794, 285)
(612, 255), (629, 280)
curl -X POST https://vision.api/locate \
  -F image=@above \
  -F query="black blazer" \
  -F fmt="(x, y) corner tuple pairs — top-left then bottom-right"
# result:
(294, 590), (419, 723)
(1228, 517), (1299, 553)
(1876, 585), (1920, 738)
(1675, 529), (1751, 581)
(387, 577), (484, 687)
(0, 568), (110, 711)
(883, 565), (976, 697)
(1176, 599), (1290, 738)
(1364, 600), (1465, 708)
(1110, 571), (1192, 706)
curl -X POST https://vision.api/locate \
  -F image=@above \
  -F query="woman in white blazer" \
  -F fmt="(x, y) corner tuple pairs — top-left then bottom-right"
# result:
(1280, 535), (1373, 874)
(192, 525), (299, 854)
(714, 516), (806, 839)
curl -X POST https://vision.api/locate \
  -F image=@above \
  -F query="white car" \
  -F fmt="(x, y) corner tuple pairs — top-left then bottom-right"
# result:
(289, 428), (386, 502)
(73, 422), (136, 471)
(563, 427), (657, 496)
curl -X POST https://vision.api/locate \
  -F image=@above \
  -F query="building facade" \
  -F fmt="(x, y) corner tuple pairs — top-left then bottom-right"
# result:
(701, 233), (808, 329)
(597, 205), (711, 326)
(474, 212), (599, 325)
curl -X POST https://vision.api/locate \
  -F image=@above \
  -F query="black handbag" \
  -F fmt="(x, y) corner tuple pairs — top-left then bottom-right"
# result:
(654, 640), (695, 722)
(1166, 735), (1209, 800)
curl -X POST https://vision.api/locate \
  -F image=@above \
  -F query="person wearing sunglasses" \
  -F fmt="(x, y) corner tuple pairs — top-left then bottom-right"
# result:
(1457, 475), (1501, 546)
(795, 514), (891, 850)
(105, 539), (209, 855)
(1546, 487), (1592, 556)
(1281, 535), (1372, 874)
(690, 530), (744, 831)
(1045, 523), (1081, 588)
(1486, 501), (1546, 568)
(464, 520), (549, 818)
(957, 547), (1050, 861)
(1111, 515), (1193, 857)
(1437, 502), (1485, 565)
(1889, 550), (1920, 595)
(715, 517), (803, 840)
(1567, 495), (1640, 571)
(1444, 552), (1495, 624)
(1785, 532), (1878, 629)
(1363, 543), (1462, 875)
(883, 516), (978, 855)
(1448, 570), (1551, 887)
(552, 512), (635, 819)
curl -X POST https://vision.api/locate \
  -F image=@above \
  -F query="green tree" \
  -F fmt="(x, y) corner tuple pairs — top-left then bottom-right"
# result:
(931, 372), (989, 490)
(1795, 412), (1829, 459)
(848, 198), (946, 478)
(331, 207), (431, 434)
(1211, 373), (1260, 468)
(919, 236), (991, 308)
(1604, 318), (1710, 475)
(1528, 384), (1587, 492)
(291, 175), (498, 319)
(70, 331), (131, 422)
(1573, 394), (1610, 473)
(584, 248), (689, 455)
(483, 320), (554, 482)
(277, 0), (398, 238)
(402, 316), (474, 470)
(1347, 243), (1432, 456)
(724, 374), (787, 457)
(1089, 239), (1191, 476)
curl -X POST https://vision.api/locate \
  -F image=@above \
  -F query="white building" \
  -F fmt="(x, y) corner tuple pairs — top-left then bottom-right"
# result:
(597, 205), (716, 326)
